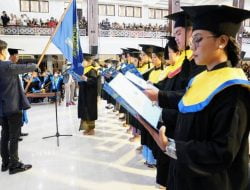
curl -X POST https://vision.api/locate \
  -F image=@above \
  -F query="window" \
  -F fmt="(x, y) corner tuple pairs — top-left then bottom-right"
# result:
(119, 6), (126, 17)
(134, 7), (141, 18)
(155, 9), (162, 19)
(107, 5), (115, 16)
(20, 0), (30, 12)
(20, 0), (49, 13)
(119, 6), (142, 18)
(149, 8), (168, 19)
(162, 10), (168, 18)
(98, 4), (115, 16)
(40, 1), (49, 13)
(30, 1), (39, 12)
(126, 6), (134, 17)
(149, 8), (155, 19)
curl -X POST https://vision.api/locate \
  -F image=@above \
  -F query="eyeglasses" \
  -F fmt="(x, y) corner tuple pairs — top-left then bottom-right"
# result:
(191, 35), (217, 49)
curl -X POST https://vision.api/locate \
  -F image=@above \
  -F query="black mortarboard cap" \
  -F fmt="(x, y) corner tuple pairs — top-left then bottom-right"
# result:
(166, 11), (192, 28)
(104, 58), (112, 63)
(111, 59), (119, 64)
(8, 48), (23, 55)
(83, 53), (93, 60)
(181, 5), (250, 37)
(139, 44), (153, 54)
(129, 51), (141, 58)
(127, 48), (140, 52)
(121, 48), (130, 54)
(152, 46), (165, 54)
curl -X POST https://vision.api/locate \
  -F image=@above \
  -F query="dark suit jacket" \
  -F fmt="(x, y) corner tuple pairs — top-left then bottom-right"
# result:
(0, 61), (37, 117)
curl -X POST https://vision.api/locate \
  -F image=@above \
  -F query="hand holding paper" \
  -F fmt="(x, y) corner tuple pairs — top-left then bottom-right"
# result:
(144, 89), (159, 102)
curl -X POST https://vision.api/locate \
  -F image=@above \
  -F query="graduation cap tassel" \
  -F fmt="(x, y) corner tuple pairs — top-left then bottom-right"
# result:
(184, 14), (188, 61)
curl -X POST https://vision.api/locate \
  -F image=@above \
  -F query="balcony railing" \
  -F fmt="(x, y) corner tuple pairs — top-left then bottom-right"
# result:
(1, 26), (250, 41)
(0, 26), (87, 36)
(0, 26), (168, 38)
(99, 29), (168, 38)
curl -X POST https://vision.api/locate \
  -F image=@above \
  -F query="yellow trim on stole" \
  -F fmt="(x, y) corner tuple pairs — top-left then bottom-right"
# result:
(182, 67), (249, 107)
(84, 66), (95, 75)
(167, 50), (193, 77)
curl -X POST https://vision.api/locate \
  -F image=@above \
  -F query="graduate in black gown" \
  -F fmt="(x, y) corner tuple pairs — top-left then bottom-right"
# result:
(138, 5), (250, 190)
(78, 53), (98, 135)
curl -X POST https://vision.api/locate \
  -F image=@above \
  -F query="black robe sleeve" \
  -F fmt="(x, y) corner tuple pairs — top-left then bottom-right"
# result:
(158, 89), (185, 109)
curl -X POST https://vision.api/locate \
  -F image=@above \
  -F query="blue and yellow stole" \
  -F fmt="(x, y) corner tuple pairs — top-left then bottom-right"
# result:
(178, 67), (250, 113)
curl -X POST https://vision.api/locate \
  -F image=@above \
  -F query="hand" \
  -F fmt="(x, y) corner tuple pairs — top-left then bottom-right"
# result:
(135, 114), (168, 151)
(159, 126), (168, 151)
(81, 75), (88, 81)
(146, 80), (153, 85)
(144, 89), (159, 102)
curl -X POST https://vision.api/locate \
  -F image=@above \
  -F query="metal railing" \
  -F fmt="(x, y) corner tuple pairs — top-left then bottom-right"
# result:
(1, 26), (250, 41)
(0, 26), (168, 38)
(0, 26), (87, 36)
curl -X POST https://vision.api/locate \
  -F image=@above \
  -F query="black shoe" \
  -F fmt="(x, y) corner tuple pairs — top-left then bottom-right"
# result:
(20, 132), (28, 137)
(18, 137), (23, 141)
(1, 163), (9, 172)
(9, 163), (32, 175)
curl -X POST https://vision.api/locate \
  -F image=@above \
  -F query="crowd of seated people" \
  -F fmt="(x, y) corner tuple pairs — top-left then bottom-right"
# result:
(0, 11), (88, 29)
(241, 62), (250, 80)
(99, 18), (168, 32)
(24, 69), (65, 103)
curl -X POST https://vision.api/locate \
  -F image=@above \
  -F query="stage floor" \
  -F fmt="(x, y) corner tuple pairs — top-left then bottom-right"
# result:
(0, 98), (158, 190)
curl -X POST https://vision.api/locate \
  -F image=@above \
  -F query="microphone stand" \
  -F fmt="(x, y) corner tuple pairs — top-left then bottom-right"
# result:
(42, 75), (72, 146)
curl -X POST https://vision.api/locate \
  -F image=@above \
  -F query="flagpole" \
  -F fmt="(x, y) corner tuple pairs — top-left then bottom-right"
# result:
(25, 0), (74, 93)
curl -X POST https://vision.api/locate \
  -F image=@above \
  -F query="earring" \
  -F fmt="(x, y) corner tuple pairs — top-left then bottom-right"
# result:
(219, 45), (223, 49)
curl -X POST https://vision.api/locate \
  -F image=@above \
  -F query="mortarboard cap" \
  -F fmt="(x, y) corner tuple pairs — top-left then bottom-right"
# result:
(152, 46), (165, 54)
(111, 59), (119, 64)
(126, 48), (141, 58)
(139, 44), (153, 54)
(121, 48), (130, 54)
(166, 11), (192, 28)
(129, 51), (141, 58)
(127, 48), (140, 52)
(8, 48), (23, 55)
(181, 5), (250, 37)
(104, 58), (112, 63)
(83, 53), (93, 60)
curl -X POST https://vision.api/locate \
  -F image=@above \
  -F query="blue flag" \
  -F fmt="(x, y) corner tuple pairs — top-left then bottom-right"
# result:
(52, 0), (83, 75)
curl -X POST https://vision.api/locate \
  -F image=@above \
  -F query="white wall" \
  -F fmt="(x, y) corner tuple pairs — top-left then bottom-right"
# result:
(98, 37), (167, 54)
(0, 35), (89, 54)
(0, 34), (166, 55)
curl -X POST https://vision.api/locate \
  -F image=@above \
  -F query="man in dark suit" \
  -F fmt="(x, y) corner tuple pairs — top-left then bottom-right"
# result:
(8, 48), (29, 141)
(0, 39), (36, 174)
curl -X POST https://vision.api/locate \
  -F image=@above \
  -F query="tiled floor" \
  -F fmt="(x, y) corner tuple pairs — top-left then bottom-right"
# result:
(0, 99), (158, 190)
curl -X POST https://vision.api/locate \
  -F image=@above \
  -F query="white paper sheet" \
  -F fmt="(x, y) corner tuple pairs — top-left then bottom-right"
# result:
(125, 72), (158, 90)
(109, 73), (162, 128)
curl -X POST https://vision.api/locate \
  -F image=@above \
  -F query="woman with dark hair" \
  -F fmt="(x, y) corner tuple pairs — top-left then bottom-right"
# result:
(139, 5), (250, 190)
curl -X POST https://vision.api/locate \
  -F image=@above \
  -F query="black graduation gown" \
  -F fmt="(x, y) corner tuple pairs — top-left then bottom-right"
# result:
(168, 82), (250, 190)
(155, 60), (206, 187)
(78, 69), (98, 120)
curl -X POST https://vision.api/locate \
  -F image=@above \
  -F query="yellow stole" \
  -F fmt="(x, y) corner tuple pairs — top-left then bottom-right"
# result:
(178, 67), (250, 113)
(148, 68), (163, 84)
(84, 65), (95, 75)
(168, 49), (193, 78)
(138, 63), (154, 75)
